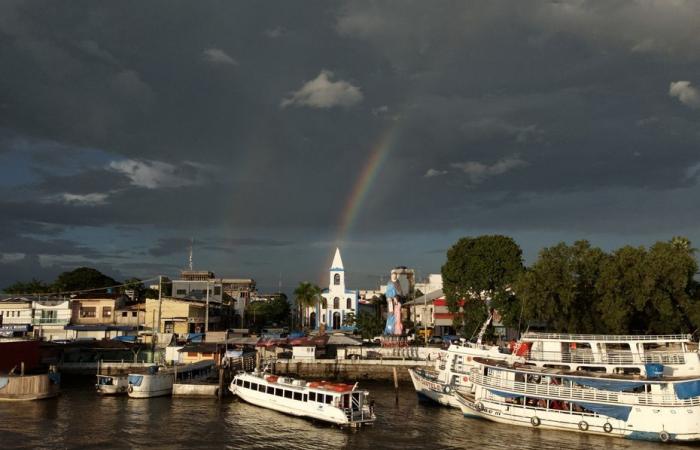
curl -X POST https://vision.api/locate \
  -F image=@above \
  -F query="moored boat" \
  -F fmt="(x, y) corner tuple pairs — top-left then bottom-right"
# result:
(0, 370), (60, 401)
(96, 374), (129, 395)
(127, 360), (214, 398)
(229, 371), (376, 427)
(457, 357), (700, 443)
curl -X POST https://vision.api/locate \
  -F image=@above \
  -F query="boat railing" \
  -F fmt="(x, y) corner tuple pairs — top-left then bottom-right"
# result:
(470, 370), (700, 407)
(524, 350), (687, 365)
(521, 332), (692, 342)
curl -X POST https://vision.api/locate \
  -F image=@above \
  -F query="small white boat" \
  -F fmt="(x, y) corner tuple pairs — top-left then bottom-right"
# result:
(229, 371), (376, 427)
(127, 361), (214, 398)
(96, 374), (129, 395)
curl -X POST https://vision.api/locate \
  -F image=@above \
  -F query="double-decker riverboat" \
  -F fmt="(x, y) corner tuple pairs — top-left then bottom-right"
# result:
(409, 330), (700, 408)
(229, 371), (376, 427)
(456, 357), (700, 443)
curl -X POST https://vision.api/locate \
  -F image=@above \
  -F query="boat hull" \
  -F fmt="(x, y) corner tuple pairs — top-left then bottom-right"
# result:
(0, 373), (60, 401)
(408, 368), (462, 408)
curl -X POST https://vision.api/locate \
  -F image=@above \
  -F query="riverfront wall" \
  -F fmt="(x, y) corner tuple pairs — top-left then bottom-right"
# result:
(273, 358), (432, 382)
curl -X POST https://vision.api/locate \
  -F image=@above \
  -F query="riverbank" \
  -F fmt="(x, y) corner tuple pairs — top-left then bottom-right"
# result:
(273, 358), (431, 382)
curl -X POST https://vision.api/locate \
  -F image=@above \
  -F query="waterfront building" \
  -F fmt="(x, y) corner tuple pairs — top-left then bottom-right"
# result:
(403, 290), (458, 337)
(171, 271), (253, 328)
(65, 294), (138, 340)
(32, 298), (71, 341)
(0, 297), (33, 337)
(145, 296), (221, 334)
(305, 248), (359, 331)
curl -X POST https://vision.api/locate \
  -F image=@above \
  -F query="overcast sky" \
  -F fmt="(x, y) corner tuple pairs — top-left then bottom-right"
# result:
(1, 1), (699, 293)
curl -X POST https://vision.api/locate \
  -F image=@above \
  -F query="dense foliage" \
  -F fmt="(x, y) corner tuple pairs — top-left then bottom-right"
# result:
(514, 238), (699, 334)
(246, 293), (290, 331)
(355, 311), (384, 339)
(4, 267), (120, 294)
(441, 235), (524, 338)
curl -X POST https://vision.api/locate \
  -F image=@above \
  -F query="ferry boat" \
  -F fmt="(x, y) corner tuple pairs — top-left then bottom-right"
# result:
(409, 328), (700, 408)
(517, 332), (699, 376)
(127, 360), (214, 398)
(456, 357), (700, 443)
(229, 371), (376, 427)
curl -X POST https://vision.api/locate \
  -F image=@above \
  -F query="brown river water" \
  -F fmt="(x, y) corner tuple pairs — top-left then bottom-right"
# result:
(0, 377), (687, 449)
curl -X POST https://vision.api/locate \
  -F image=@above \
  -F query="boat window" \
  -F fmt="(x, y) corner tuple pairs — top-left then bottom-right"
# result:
(258, 384), (266, 392)
(284, 390), (293, 399)
(244, 381), (250, 389)
(251, 383), (258, 390)
(128, 375), (143, 387)
(294, 392), (302, 401)
(236, 379), (242, 386)
(309, 392), (316, 402)
(303, 394), (308, 402)
(267, 386), (274, 394)
(324, 395), (333, 404)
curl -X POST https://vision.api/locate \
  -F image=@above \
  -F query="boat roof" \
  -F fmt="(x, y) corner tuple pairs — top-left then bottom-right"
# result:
(520, 332), (693, 343)
(473, 357), (699, 383)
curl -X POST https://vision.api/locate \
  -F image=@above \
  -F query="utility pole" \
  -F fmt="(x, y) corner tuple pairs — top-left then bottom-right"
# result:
(205, 280), (210, 333)
(157, 275), (163, 335)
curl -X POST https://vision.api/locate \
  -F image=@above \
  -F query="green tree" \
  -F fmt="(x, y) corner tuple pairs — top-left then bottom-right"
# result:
(53, 267), (119, 293)
(3, 278), (51, 294)
(441, 235), (524, 338)
(515, 240), (608, 333)
(245, 294), (290, 331)
(355, 311), (384, 339)
(293, 282), (322, 329)
(596, 246), (648, 333)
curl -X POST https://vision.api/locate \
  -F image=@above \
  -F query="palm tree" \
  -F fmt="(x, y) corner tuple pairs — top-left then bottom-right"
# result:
(294, 282), (322, 329)
(671, 236), (697, 254)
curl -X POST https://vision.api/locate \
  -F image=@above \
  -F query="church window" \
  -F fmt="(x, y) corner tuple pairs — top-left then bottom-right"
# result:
(334, 274), (340, 285)
(346, 298), (352, 309)
(333, 297), (339, 309)
(321, 298), (327, 309)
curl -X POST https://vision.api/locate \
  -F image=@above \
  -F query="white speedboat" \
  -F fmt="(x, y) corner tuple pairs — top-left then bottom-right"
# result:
(127, 361), (214, 398)
(457, 357), (700, 443)
(229, 371), (376, 427)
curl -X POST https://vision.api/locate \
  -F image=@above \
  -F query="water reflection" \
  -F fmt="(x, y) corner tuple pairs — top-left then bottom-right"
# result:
(0, 380), (692, 449)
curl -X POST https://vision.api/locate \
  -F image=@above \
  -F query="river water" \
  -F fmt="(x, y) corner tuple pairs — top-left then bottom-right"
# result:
(0, 377), (685, 449)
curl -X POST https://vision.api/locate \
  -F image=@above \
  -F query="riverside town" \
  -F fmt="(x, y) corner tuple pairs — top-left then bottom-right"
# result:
(2, 240), (700, 446)
(3, 2), (700, 449)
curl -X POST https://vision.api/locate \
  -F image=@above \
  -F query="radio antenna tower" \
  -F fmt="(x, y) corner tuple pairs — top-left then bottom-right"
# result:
(188, 238), (194, 270)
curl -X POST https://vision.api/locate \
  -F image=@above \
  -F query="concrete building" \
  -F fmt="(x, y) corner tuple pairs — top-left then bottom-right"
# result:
(0, 298), (33, 337)
(145, 296), (221, 335)
(305, 248), (358, 331)
(32, 299), (71, 341)
(65, 294), (137, 340)
(403, 290), (458, 337)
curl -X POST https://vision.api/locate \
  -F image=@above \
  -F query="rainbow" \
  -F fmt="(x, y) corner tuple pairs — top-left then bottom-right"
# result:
(335, 124), (401, 245)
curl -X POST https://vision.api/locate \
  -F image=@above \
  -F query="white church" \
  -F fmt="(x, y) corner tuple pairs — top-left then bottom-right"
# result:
(306, 248), (359, 331)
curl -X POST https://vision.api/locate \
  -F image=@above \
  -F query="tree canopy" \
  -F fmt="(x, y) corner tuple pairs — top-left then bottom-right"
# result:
(442, 235), (524, 337)
(515, 238), (700, 334)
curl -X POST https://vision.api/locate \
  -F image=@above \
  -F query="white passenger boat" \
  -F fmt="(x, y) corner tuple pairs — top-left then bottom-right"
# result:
(127, 360), (214, 398)
(456, 357), (700, 443)
(96, 374), (129, 395)
(229, 371), (376, 427)
(410, 326), (700, 408)
(518, 332), (700, 377)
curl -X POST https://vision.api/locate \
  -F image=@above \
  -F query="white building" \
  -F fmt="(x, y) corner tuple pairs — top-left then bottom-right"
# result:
(32, 299), (71, 341)
(306, 248), (358, 331)
(0, 298), (33, 337)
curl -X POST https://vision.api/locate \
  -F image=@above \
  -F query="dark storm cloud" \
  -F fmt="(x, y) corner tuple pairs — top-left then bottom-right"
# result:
(2, 1), (700, 289)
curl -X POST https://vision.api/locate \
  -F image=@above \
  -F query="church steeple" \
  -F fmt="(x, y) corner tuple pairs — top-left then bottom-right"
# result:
(329, 247), (345, 291)
(330, 247), (344, 271)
